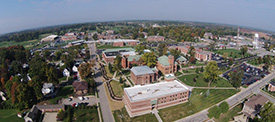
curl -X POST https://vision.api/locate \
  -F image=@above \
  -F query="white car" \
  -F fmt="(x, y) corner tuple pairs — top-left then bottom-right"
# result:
(78, 97), (84, 101)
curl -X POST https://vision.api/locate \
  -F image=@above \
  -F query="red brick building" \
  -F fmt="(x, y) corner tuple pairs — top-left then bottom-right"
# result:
(130, 66), (157, 85)
(147, 36), (165, 41)
(61, 33), (77, 41)
(123, 80), (190, 117)
(99, 39), (139, 47)
(157, 55), (177, 75)
(121, 55), (142, 68)
(102, 48), (136, 64)
(178, 46), (212, 61)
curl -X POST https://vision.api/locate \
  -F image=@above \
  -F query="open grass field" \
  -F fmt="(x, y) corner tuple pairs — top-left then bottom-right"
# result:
(73, 108), (99, 122)
(178, 74), (233, 87)
(215, 104), (243, 122)
(113, 107), (158, 122)
(175, 71), (183, 76)
(213, 49), (250, 59)
(0, 109), (24, 122)
(104, 66), (114, 78)
(110, 80), (124, 98)
(0, 40), (39, 49)
(159, 89), (239, 122)
(48, 85), (74, 104)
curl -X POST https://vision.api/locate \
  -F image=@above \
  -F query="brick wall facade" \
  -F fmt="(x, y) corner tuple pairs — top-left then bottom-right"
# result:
(130, 71), (156, 85)
(123, 90), (190, 117)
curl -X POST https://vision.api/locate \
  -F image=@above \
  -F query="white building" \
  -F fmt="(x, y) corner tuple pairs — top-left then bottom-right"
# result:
(41, 83), (54, 95)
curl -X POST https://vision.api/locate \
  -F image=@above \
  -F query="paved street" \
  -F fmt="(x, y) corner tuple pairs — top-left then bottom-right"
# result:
(94, 63), (115, 122)
(176, 72), (275, 122)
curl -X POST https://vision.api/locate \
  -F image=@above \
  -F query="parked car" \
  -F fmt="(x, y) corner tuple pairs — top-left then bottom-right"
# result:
(78, 97), (84, 101)
(68, 98), (72, 102)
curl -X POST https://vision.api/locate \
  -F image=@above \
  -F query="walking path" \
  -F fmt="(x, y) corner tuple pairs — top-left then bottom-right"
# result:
(152, 109), (163, 122)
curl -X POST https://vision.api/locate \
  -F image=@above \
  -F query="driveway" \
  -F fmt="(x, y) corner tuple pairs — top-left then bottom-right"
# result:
(61, 96), (99, 106)
(42, 112), (58, 122)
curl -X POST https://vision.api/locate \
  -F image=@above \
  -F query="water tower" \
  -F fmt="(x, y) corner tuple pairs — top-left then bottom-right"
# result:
(253, 33), (259, 49)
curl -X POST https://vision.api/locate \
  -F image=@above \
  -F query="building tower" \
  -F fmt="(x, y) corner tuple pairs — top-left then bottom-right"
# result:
(86, 40), (97, 60)
(253, 33), (259, 49)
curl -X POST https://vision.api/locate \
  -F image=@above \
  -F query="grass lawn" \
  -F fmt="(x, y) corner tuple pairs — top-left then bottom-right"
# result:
(105, 66), (114, 78)
(159, 89), (239, 122)
(175, 71), (183, 76)
(182, 68), (197, 74)
(126, 77), (134, 86)
(0, 40), (39, 49)
(178, 74), (233, 87)
(110, 81), (124, 98)
(48, 85), (74, 104)
(215, 104), (243, 122)
(58, 76), (67, 82)
(262, 88), (275, 97)
(213, 49), (250, 59)
(113, 107), (158, 122)
(104, 83), (124, 111)
(0, 109), (24, 122)
(97, 45), (134, 49)
(73, 108), (99, 122)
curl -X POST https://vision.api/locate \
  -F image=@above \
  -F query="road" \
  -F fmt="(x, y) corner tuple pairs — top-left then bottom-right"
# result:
(94, 63), (115, 122)
(176, 72), (275, 122)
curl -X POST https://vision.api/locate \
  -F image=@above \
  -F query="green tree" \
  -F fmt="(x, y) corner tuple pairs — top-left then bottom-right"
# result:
(200, 66), (204, 73)
(29, 56), (48, 82)
(78, 61), (95, 80)
(240, 45), (248, 56)
(257, 102), (275, 122)
(188, 46), (195, 57)
(28, 76), (43, 101)
(158, 43), (167, 56)
(208, 41), (216, 51)
(119, 77), (123, 83)
(46, 66), (59, 84)
(92, 34), (98, 40)
(141, 52), (157, 67)
(219, 102), (229, 113)
(208, 105), (222, 119)
(229, 67), (244, 88)
(203, 61), (219, 87)
(170, 49), (181, 60)
(112, 55), (122, 72)
(135, 44), (146, 54)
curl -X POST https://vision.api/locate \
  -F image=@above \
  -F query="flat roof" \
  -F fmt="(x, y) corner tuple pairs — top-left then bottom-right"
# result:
(124, 80), (190, 102)
(130, 66), (154, 76)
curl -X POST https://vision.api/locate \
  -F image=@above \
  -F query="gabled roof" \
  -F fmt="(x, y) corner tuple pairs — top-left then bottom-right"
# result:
(158, 55), (170, 66)
(177, 56), (187, 62)
(128, 55), (142, 62)
(131, 66), (155, 76)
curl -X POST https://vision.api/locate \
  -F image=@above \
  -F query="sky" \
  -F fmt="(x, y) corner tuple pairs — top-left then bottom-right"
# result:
(0, 0), (275, 34)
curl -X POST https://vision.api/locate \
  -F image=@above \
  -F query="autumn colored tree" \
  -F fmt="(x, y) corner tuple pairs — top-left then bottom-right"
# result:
(141, 52), (157, 67)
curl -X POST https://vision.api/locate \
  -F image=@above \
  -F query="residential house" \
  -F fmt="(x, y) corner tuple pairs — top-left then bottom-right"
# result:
(72, 65), (78, 73)
(176, 56), (188, 65)
(157, 55), (177, 75)
(268, 81), (275, 92)
(24, 105), (42, 122)
(130, 66), (157, 85)
(147, 36), (165, 41)
(242, 94), (268, 118)
(123, 80), (190, 117)
(72, 81), (88, 96)
(41, 83), (54, 95)
(63, 68), (70, 77)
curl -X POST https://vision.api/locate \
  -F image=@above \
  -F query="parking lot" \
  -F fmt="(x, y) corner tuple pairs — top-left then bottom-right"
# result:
(223, 63), (269, 85)
(61, 96), (99, 106)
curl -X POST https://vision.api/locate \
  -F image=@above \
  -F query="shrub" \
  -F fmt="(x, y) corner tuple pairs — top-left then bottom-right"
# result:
(208, 105), (221, 119)
(219, 101), (229, 113)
